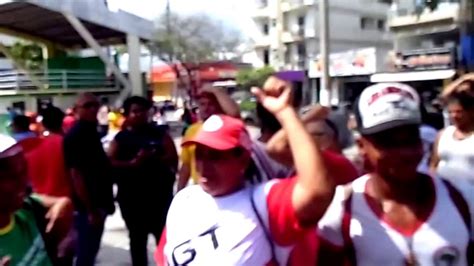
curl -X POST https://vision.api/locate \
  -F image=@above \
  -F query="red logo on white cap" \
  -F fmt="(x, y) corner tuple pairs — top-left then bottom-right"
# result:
(202, 115), (224, 132)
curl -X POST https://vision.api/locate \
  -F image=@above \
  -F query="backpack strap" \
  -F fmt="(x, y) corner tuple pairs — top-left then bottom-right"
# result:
(441, 179), (473, 265)
(249, 187), (278, 265)
(341, 185), (356, 266)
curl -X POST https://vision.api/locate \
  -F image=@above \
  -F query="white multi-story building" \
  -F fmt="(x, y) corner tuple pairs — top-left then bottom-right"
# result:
(371, 0), (462, 89)
(387, 0), (461, 51)
(252, 0), (393, 70)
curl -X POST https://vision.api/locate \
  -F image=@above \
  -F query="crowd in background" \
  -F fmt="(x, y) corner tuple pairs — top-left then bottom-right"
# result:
(0, 73), (473, 266)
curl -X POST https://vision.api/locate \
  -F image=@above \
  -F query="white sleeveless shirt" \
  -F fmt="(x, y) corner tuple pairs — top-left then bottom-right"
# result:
(318, 175), (474, 266)
(437, 126), (474, 183)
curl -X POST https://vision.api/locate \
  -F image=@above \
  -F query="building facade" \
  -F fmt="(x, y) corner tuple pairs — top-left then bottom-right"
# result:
(252, 0), (393, 70)
(372, 0), (467, 104)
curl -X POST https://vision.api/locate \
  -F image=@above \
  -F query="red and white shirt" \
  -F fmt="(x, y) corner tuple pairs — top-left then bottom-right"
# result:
(158, 178), (306, 266)
(318, 175), (474, 266)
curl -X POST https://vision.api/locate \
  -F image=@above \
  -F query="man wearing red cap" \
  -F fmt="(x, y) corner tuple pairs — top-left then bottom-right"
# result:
(177, 86), (240, 191)
(156, 77), (346, 265)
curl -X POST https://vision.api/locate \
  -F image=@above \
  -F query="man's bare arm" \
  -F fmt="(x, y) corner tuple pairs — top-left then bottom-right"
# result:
(254, 77), (335, 227)
(204, 87), (241, 118)
(266, 105), (330, 166)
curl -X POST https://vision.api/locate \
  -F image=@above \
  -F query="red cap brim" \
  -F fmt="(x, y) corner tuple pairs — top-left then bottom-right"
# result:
(182, 132), (239, 151)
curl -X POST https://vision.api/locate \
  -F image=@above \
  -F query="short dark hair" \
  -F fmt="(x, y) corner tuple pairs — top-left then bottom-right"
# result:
(12, 115), (31, 132)
(123, 96), (152, 116)
(42, 106), (65, 132)
(256, 103), (281, 134)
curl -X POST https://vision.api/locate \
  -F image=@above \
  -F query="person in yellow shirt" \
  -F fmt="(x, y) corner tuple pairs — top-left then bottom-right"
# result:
(177, 86), (240, 191)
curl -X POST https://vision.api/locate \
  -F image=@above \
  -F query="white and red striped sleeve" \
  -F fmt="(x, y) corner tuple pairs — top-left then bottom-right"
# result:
(264, 178), (309, 246)
(155, 227), (167, 266)
(317, 186), (346, 246)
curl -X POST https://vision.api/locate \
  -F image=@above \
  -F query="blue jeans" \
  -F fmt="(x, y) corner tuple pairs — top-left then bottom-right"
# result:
(74, 211), (106, 266)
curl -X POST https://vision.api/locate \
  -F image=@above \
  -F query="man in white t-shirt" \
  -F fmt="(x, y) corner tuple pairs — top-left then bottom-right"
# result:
(318, 83), (474, 266)
(155, 77), (350, 266)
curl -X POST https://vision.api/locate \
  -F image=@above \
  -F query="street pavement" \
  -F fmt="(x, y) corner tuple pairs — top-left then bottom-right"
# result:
(97, 125), (261, 265)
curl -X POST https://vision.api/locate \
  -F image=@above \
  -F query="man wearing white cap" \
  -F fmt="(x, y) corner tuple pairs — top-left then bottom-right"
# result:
(317, 83), (474, 266)
(0, 135), (73, 266)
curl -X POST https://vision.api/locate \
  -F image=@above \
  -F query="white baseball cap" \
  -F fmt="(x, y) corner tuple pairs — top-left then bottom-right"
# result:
(355, 83), (421, 135)
(0, 134), (21, 159)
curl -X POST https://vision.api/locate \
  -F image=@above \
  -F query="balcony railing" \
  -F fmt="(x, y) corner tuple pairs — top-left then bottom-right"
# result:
(389, 2), (460, 28)
(0, 69), (120, 91)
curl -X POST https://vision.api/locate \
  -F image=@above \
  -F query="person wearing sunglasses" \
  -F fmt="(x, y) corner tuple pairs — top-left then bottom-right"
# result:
(317, 83), (474, 266)
(63, 93), (115, 266)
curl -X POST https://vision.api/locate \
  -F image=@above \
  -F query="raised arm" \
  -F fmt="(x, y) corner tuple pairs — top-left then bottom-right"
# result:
(266, 105), (330, 166)
(253, 77), (335, 227)
(203, 86), (241, 118)
(442, 73), (474, 98)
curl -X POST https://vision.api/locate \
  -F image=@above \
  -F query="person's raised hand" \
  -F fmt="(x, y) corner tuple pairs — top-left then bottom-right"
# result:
(251, 76), (292, 115)
(442, 73), (474, 98)
(200, 84), (219, 95)
(301, 105), (330, 123)
(45, 197), (73, 233)
(0, 256), (10, 266)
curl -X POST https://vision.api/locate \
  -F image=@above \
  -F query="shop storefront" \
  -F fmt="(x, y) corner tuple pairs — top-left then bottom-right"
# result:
(150, 63), (177, 102)
(308, 47), (381, 106)
(371, 47), (457, 104)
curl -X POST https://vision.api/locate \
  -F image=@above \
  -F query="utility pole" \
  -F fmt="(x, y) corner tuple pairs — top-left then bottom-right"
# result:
(276, 0), (285, 70)
(319, 0), (331, 106)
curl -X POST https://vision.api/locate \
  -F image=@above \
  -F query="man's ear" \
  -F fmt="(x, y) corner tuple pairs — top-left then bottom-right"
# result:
(356, 136), (366, 156)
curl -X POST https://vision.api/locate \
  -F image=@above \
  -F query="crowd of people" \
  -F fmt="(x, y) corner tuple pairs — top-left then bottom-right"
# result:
(0, 73), (473, 266)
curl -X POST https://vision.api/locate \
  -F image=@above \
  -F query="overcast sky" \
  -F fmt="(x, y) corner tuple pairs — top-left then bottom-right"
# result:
(108, 0), (257, 37)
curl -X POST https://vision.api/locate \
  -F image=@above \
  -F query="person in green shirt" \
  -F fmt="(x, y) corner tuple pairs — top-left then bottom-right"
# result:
(0, 135), (73, 266)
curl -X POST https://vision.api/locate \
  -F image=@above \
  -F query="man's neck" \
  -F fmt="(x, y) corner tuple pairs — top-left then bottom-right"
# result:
(0, 214), (12, 229)
(369, 173), (430, 203)
(457, 123), (474, 135)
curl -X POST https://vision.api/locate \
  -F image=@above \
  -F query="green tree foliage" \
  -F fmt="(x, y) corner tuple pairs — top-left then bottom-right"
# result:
(236, 66), (275, 90)
(9, 42), (43, 70)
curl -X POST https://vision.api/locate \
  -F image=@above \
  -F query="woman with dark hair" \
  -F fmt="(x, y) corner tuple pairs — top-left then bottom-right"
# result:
(431, 89), (474, 183)
(108, 96), (178, 266)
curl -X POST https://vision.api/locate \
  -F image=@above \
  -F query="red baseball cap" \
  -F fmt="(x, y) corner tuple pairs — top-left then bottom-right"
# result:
(182, 115), (252, 151)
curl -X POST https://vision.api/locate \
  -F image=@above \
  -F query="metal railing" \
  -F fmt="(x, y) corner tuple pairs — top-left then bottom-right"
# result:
(0, 69), (120, 90)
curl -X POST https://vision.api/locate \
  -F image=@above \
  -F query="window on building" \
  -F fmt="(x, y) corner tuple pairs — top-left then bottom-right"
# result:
(271, 19), (277, 27)
(263, 23), (269, 35)
(297, 15), (305, 35)
(263, 49), (270, 65)
(297, 15), (305, 27)
(285, 44), (291, 65)
(297, 42), (306, 58)
(283, 13), (289, 31)
(360, 17), (377, 30)
(377, 19), (385, 31)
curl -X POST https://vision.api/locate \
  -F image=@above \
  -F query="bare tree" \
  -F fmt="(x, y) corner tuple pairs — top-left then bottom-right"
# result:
(150, 12), (243, 63)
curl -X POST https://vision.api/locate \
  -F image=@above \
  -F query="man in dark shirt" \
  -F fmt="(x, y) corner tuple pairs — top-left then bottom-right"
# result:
(63, 93), (114, 266)
(108, 96), (178, 266)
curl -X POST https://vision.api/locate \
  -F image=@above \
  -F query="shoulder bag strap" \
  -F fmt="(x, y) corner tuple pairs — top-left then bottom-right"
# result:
(249, 187), (278, 264)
